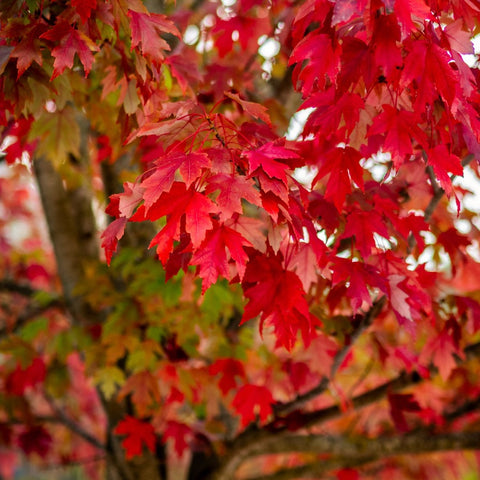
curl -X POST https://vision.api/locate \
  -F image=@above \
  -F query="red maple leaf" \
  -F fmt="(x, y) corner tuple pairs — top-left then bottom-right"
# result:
(135, 183), (216, 262)
(232, 384), (274, 427)
(302, 91), (364, 139)
(282, 360), (311, 391)
(338, 37), (376, 92)
(162, 421), (192, 457)
(242, 254), (314, 349)
(341, 207), (389, 259)
(225, 91), (271, 126)
(331, 258), (387, 313)
(437, 227), (470, 272)
(128, 10), (180, 63)
(191, 224), (251, 292)
(388, 393), (421, 432)
(206, 174), (262, 220)
(245, 142), (300, 185)
(288, 242), (322, 291)
(71, 0), (97, 23)
(368, 105), (427, 168)
(141, 152), (210, 209)
(115, 416), (156, 459)
(289, 31), (339, 95)
(402, 40), (459, 109)
(5, 358), (46, 396)
(420, 318), (464, 381)
(314, 146), (364, 211)
(395, 0), (431, 38)
(40, 21), (99, 79)
(100, 217), (127, 265)
(17, 426), (52, 456)
(2, 117), (37, 164)
(10, 21), (47, 78)
(212, 14), (270, 58)
(257, 172), (289, 206)
(117, 182), (145, 218)
(209, 358), (246, 395)
(427, 145), (463, 196)
(371, 14), (402, 77)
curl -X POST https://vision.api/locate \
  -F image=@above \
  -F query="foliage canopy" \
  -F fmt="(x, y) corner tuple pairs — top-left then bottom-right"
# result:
(2, 0), (480, 479)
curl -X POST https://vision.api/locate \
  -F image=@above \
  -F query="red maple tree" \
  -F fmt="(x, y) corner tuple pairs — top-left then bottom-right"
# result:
(1, 0), (480, 479)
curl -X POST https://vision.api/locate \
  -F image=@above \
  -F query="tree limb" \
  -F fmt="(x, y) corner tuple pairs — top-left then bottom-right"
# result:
(0, 279), (38, 296)
(33, 156), (95, 323)
(240, 430), (480, 480)
(243, 456), (375, 480)
(213, 340), (480, 479)
(44, 394), (106, 451)
(0, 297), (64, 338)
(274, 296), (387, 415)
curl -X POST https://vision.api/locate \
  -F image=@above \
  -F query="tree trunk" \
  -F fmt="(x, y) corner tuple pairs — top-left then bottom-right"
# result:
(34, 154), (164, 480)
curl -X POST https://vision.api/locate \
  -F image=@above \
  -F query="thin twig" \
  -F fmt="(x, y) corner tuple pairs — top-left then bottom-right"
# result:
(44, 394), (105, 451)
(408, 154), (475, 252)
(273, 296), (386, 415)
(0, 279), (38, 296)
(0, 298), (64, 338)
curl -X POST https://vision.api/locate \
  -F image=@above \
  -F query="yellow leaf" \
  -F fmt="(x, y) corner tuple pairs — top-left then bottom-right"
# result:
(94, 366), (125, 399)
(29, 105), (80, 165)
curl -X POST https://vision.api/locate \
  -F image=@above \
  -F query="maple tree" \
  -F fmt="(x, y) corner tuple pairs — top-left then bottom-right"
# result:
(2, 0), (480, 479)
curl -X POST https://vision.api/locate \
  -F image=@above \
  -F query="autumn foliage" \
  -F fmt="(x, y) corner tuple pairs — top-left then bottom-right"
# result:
(2, 0), (480, 479)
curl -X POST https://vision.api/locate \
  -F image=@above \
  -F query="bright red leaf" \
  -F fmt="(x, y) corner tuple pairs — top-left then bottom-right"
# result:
(115, 416), (156, 459)
(5, 358), (46, 396)
(232, 384), (274, 427)
(40, 21), (99, 79)
(209, 358), (246, 395)
(191, 224), (251, 292)
(128, 10), (180, 63)
(163, 421), (192, 457)
(71, 0), (97, 23)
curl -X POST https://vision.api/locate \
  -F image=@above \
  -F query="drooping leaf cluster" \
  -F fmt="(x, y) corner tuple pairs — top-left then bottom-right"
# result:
(1, 0), (480, 478)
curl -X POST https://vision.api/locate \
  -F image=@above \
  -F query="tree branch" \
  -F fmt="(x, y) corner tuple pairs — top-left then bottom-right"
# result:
(243, 456), (375, 480)
(0, 297), (64, 338)
(274, 296), (387, 415)
(424, 154), (474, 223)
(213, 340), (480, 479)
(44, 394), (106, 451)
(408, 154), (474, 252)
(240, 430), (480, 480)
(292, 340), (480, 430)
(33, 156), (93, 323)
(0, 279), (37, 296)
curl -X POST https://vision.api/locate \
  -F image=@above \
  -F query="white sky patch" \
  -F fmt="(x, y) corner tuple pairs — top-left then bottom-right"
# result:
(286, 108), (314, 140)
(462, 35), (480, 67)
(257, 36), (281, 78)
(258, 37), (280, 59)
(184, 25), (199, 45)
(454, 165), (480, 213)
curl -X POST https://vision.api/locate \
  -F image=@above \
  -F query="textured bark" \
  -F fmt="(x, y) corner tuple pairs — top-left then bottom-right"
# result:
(211, 431), (480, 480)
(33, 156), (96, 323)
(34, 153), (163, 480)
(210, 341), (480, 480)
